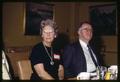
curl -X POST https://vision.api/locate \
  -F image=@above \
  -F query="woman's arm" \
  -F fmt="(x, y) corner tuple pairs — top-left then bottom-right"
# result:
(34, 63), (54, 80)
(58, 65), (64, 80)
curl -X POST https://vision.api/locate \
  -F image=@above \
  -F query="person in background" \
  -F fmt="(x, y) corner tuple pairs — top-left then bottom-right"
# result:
(2, 50), (12, 80)
(2, 41), (15, 80)
(63, 21), (103, 80)
(29, 19), (64, 80)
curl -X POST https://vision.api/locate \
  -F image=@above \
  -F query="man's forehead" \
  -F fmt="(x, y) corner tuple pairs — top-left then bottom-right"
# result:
(81, 23), (92, 29)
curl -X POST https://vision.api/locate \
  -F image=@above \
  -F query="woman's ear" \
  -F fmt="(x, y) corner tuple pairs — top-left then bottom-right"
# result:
(54, 34), (57, 38)
(54, 35), (56, 38)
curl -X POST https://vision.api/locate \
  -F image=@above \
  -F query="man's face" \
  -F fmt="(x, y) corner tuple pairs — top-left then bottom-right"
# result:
(78, 23), (93, 43)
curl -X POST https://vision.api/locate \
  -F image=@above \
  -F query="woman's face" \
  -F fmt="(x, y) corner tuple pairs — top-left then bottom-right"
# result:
(42, 25), (55, 44)
(78, 23), (93, 43)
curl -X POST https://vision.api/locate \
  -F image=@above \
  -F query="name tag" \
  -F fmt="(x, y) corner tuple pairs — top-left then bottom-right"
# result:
(54, 54), (60, 60)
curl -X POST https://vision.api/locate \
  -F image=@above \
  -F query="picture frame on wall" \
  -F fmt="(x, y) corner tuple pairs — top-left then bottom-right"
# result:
(89, 4), (117, 35)
(24, 2), (54, 35)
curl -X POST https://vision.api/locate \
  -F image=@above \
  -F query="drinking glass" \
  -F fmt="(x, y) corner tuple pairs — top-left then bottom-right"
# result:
(97, 66), (107, 80)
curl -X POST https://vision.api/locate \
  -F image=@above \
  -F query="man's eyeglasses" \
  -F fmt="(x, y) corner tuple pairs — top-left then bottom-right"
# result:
(80, 28), (93, 32)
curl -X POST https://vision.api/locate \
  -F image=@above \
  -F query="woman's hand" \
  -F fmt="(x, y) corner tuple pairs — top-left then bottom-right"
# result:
(58, 65), (64, 80)
(34, 63), (54, 80)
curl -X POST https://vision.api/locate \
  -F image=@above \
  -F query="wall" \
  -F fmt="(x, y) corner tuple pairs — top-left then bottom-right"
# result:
(3, 2), (117, 66)
(77, 2), (117, 65)
(102, 36), (117, 65)
(3, 2), (41, 47)
(3, 2), (74, 47)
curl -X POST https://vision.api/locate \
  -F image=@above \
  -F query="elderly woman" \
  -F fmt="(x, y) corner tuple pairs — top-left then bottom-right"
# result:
(29, 19), (64, 80)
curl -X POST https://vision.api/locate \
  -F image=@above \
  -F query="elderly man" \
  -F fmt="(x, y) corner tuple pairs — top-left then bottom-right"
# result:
(63, 22), (103, 80)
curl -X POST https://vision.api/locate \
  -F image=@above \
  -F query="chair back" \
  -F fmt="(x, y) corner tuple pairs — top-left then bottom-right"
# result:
(17, 60), (33, 80)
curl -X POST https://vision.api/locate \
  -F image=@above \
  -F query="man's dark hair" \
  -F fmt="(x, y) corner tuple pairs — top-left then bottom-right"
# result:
(77, 21), (92, 31)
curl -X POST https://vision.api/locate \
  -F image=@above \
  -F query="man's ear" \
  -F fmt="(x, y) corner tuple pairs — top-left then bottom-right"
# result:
(41, 31), (43, 37)
(77, 30), (80, 35)
(41, 34), (43, 37)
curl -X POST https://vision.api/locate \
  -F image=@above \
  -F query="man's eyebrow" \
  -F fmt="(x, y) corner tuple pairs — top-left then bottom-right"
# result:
(43, 30), (54, 32)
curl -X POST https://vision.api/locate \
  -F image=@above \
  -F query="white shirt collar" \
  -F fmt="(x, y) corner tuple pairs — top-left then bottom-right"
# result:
(79, 39), (88, 49)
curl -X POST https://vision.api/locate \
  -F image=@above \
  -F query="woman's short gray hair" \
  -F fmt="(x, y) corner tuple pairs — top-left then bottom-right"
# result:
(40, 19), (58, 34)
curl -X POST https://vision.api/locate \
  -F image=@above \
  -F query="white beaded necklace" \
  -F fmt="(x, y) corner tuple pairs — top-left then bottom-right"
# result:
(43, 42), (54, 65)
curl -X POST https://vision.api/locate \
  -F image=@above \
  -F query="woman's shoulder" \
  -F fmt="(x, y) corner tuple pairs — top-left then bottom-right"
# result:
(32, 42), (43, 50)
(30, 42), (44, 56)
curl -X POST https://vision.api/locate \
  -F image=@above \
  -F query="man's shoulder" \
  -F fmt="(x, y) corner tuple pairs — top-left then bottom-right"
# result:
(71, 41), (80, 46)
(65, 41), (80, 48)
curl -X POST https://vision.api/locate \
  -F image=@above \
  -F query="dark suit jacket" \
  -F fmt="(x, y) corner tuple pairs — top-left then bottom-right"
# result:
(63, 40), (101, 78)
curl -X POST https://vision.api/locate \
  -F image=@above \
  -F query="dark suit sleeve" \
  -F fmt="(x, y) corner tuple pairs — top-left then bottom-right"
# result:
(63, 45), (76, 78)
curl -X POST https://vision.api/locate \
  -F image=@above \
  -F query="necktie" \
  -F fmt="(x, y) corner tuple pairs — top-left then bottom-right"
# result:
(87, 45), (98, 67)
